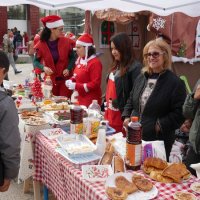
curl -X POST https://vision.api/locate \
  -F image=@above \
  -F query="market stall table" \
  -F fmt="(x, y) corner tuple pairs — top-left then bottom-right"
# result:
(34, 133), (200, 200)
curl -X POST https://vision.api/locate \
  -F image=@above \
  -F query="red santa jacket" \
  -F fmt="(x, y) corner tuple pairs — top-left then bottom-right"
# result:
(35, 37), (72, 84)
(72, 56), (102, 107)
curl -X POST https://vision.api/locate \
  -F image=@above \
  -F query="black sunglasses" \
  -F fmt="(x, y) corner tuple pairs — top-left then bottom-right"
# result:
(144, 52), (164, 58)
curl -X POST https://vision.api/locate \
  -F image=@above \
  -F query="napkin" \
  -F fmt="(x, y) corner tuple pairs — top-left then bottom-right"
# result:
(190, 163), (200, 178)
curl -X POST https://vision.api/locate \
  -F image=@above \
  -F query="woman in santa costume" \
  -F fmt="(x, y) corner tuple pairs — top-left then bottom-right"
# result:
(33, 15), (76, 97)
(65, 33), (102, 107)
(104, 32), (141, 133)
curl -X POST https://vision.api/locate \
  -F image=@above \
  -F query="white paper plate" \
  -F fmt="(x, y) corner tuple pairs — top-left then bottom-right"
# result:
(105, 172), (158, 200)
(190, 182), (200, 194)
(40, 128), (66, 139)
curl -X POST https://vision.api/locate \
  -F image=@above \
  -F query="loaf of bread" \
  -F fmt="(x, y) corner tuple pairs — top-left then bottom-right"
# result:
(99, 152), (113, 165)
(113, 156), (125, 173)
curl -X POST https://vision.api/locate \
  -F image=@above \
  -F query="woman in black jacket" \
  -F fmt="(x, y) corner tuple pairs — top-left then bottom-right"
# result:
(104, 32), (141, 133)
(122, 38), (186, 160)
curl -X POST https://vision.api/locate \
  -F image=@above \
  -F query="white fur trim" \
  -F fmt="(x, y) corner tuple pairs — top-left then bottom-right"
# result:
(70, 35), (76, 40)
(76, 40), (93, 46)
(46, 19), (64, 29)
(83, 83), (89, 92)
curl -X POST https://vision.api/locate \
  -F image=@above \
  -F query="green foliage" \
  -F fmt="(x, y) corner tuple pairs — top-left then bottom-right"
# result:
(177, 41), (187, 57)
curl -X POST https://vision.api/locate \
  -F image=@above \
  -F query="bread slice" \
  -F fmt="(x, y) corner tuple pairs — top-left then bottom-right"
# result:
(162, 163), (189, 183)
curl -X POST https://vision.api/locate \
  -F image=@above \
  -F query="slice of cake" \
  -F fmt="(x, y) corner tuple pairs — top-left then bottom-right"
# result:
(53, 111), (70, 121)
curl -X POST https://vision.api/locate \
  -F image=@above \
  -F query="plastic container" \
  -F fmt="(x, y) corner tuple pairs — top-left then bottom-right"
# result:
(43, 76), (53, 99)
(125, 116), (142, 170)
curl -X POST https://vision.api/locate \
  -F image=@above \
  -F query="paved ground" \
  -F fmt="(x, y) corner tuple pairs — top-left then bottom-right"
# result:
(7, 62), (33, 85)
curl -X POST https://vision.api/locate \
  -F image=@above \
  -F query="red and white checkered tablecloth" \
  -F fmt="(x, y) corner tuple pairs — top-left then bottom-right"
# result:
(34, 133), (200, 200)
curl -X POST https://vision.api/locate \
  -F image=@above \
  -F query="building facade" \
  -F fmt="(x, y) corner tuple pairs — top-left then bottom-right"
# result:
(0, 5), (85, 45)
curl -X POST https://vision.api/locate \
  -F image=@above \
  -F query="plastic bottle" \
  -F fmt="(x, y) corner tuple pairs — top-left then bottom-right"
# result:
(88, 100), (101, 117)
(43, 76), (53, 99)
(95, 125), (106, 156)
(87, 100), (101, 138)
(125, 116), (142, 170)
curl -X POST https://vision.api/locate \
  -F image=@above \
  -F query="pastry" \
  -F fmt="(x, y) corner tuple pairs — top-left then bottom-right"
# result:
(133, 177), (153, 192)
(115, 176), (138, 194)
(132, 174), (143, 181)
(143, 166), (156, 174)
(162, 163), (189, 183)
(150, 170), (173, 183)
(106, 187), (128, 200)
(182, 170), (191, 180)
(144, 157), (168, 170)
(113, 156), (125, 173)
(173, 191), (197, 200)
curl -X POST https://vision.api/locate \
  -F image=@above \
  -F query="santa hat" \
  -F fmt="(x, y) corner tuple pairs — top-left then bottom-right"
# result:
(65, 32), (76, 40)
(76, 33), (95, 65)
(76, 33), (94, 47)
(41, 15), (64, 29)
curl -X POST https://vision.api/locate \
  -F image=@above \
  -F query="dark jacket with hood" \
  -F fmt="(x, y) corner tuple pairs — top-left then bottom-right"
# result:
(0, 89), (21, 185)
(122, 70), (186, 159)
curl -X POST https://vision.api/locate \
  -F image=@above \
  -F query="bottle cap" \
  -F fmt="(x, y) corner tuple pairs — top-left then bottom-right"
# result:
(131, 116), (139, 122)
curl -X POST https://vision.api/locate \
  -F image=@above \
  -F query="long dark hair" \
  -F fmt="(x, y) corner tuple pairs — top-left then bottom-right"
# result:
(88, 46), (96, 58)
(110, 32), (135, 76)
(40, 27), (51, 42)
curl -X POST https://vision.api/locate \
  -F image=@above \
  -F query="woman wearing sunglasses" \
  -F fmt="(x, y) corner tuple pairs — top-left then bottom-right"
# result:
(122, 38), (186, 160)
(34, 15), (76, 97)
(104, 32), (142, 133)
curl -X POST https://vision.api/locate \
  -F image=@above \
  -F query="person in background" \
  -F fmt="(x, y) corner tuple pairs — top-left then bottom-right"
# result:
(169, 119), (192, 163)
(28, 36), (35, 68)
(65, 33), (102, 107)
(0, 50), (21, 192)
(23, 32), (29, 47)
(34, 27), (43, 46)
(34, 15), (76, 97)
(104, 32), (141, 133)
(183, 79), (200, 176)
(13, 31), (23, 55)
(2, 30), (22, 75)
(65, 31), (76, 48)
(122, 38), (186, 160)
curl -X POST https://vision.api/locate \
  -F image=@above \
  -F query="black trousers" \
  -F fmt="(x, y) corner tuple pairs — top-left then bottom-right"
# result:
(183, 145), (200, 177)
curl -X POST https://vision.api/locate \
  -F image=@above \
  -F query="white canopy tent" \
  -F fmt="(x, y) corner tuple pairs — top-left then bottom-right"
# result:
(0, 0), (200, 17)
